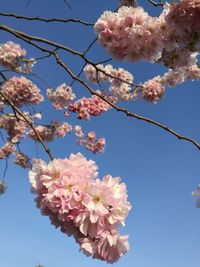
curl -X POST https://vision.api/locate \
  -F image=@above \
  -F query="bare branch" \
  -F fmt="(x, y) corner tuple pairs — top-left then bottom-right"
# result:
(146, 0), (164, 7)
(0, 12), (94, 26)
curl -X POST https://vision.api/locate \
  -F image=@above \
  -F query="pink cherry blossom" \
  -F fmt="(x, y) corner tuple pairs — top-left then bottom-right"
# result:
(0, 142), (16, 159)
(0, 41), (35, 73)
(14, 152), (31, 168)
(47, 84), (75, 110)
(28, 121), (72, 141)
(142, 76), (165, 103)
(0, 41), (26, 70)
(29, 153), (131, 263)
(74, 125), (106, 154)
(0, 76), (43, 107)
(69, 95), (110, 120)
(165, 0), (200, 51)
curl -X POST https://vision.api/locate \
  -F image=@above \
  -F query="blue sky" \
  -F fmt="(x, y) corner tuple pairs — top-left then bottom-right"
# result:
(0, 1), (200, 267)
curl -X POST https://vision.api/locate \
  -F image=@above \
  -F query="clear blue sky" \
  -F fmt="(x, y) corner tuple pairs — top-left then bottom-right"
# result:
(0, 1), (200, 267)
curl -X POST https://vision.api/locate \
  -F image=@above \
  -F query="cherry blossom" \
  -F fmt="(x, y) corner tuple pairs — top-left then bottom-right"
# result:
(69, 95), (110, 120)
(28, 121), (72, 141)
(0, 41), (35, 73)
(0, 142), (16, 159)
(142, 76), (165, 103)
(14, 152), (31, 169)
(165, 0), (200, 51)
(29, 153), (131, 263)
(47, 84), (76, 110)
(0, 76), (44, 107)
(74, 125), (106, 154)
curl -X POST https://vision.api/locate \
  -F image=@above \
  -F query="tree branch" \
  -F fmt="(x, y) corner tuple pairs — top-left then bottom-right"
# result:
(1, 24), (200, 151)
(0, 12), (94, 26)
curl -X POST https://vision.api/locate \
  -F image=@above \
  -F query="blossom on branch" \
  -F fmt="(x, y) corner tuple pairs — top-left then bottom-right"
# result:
(95, 1), (200, 67)
(0, 41), (35, 73)
(47, 84), (76, 110)
(0, 76), (43, 107)
(28, 121), (72, 141)
(68, 94), (110, 120)
(0, 142), (16, 159)
(74, 125), (106, 154)
(165, 0), (200, 51)
(29, 153), (131, 263)
(84, 64), (135, 102)
(14, 152), (31, 169)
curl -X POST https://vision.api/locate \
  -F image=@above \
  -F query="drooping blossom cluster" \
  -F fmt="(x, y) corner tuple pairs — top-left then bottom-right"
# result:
(0, 41), (35, 73)
(0, 76), (44, 107)
(0, 142), (16, 159)
(69, 94), (110, 120)
(28, 121), (72, 141)
(95, 1), (200, 67)
(14, 152), (31, 169)
(0, 180), (7, 195)
(47, 84), (76, 110)
(0, 113), (28, 141)
(192, 184), (200, 208)
(165, 0), (200, 51)
(142, 76), (165, 103)
(95, 6), (168, 62)
(29, 153), (131, 263)
(74, 125), (106, 154)
(0, 112), (41, 159)
(0, 113), (27, 159)
(141, 63), (200, 103)
(84, 64), (135, 102)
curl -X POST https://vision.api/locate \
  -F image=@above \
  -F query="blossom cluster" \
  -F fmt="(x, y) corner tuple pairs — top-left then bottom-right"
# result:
(141, 63), (200, 103)
(29, 153), (131, 263)
(95, 1), (200, 67)
(84, 64), (135, 102)
(74, 125), (106, 154)
(0, 112), (43, 159)
(68, 94), (110, 120)
(14, 152), (31, 169)
(28, 121), (72, 142)
(165, 0), (200, 52)
(0, 142), (16, 159)
(47, 84), (76, 110)
(0, 41), (35, 73)
(0, 113), (28, 159)
(0, 113), (28, 140)
(192, 184), (200, 208)
(0, 76), (44, 107)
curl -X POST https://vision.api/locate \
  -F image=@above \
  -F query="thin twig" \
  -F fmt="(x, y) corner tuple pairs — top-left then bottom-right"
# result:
(146, 0), (164, 7)
(3, 158), (8, 179)
(0, 12), (94, 26)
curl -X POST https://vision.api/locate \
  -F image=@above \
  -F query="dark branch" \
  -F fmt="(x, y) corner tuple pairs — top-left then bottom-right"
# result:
(0, 12), (94, 26)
